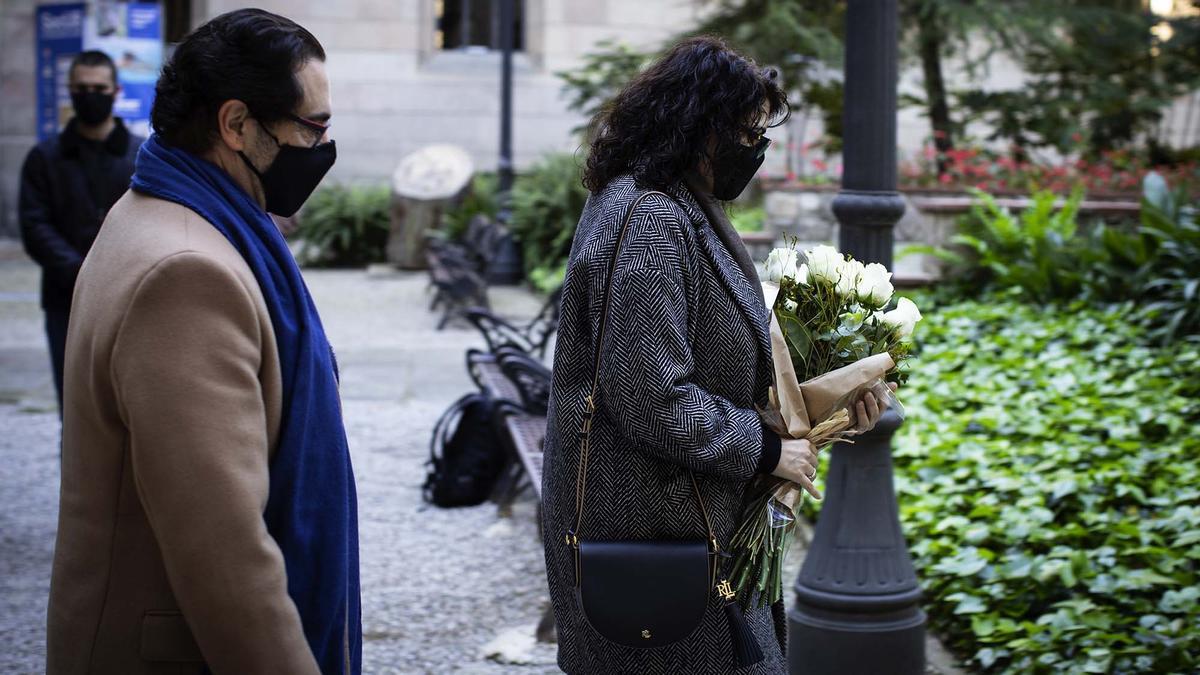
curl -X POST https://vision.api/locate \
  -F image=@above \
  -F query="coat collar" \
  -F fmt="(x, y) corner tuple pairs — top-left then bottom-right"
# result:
(660, 179), (773, 390)
(59, 117), (130, 158)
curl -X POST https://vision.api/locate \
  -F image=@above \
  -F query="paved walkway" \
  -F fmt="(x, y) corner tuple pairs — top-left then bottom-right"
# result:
(0, 240), (961, 674)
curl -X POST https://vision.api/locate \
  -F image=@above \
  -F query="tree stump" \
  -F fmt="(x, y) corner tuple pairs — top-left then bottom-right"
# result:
(388, 144), (474, 269)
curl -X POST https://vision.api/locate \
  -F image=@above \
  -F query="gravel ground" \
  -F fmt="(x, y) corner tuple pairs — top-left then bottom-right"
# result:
(0, 241), (963, 674)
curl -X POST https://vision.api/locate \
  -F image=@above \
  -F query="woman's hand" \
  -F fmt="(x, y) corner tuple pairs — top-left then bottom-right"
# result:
(772, 437), (823, 500)
(847, 382), (900, 435)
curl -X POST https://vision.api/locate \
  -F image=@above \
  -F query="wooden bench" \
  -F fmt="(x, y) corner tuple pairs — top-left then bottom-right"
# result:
(467, 351), (547, 509)
(425, 215), (504, 329)
(466, 348), (556, 643)
(464, 287), (562, 360)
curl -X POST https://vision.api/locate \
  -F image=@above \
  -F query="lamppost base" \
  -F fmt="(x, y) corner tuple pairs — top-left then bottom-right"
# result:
(789, 600), (926, 675)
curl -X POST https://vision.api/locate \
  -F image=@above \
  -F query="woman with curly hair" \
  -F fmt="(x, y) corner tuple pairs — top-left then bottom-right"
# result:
(540, 36), (892, 673)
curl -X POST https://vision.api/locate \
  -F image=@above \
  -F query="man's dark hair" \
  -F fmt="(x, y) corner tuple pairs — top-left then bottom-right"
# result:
(583, 36), (790, 193)
(150, 9), (325, 154)
(69, 50), (118, 86)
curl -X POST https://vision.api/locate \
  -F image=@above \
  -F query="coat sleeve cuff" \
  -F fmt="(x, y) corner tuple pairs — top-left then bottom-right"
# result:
(757, 425), (781, 475)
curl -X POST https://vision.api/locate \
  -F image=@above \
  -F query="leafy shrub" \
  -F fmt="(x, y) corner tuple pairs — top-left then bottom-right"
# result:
(556, 40), (652, 134)
(1096, 175), (1200, 345)
(908, 175), (1200, 344)
(908, 188), (1088, 304)
(442, 172), (499, 241)
(528, 261), (567, 296)
(510, 153), (589, 293)
(729, 205), (766, 233)
(295, 184), (390, 267)
(804, 293), (1200, 673)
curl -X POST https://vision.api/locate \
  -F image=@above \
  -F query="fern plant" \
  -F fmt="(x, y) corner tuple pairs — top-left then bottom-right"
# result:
(442, 172), (499, 241)
(904, 187), (1088, 303)
(903, 174), (1199, 344)
(510, 153), (589, 293)
(295, 183), (391, 267)
(1128, 174), (1200, 344)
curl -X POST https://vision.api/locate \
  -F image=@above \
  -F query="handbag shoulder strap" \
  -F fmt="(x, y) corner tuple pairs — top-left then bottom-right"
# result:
(567, 189), (719, 554)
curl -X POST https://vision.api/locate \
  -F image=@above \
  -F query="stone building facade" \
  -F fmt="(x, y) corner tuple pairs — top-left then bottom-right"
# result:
(0, 0), (706, 236)
(2, 1), (1195, 240)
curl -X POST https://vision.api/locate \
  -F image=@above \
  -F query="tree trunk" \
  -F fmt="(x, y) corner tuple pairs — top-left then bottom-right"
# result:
(918, 10), (953, 174)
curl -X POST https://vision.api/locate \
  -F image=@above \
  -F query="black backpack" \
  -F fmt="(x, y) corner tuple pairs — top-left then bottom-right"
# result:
(422, 392), (507, 507)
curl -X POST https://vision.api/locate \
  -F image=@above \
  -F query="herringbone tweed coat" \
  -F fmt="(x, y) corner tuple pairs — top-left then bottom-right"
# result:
(541, 174), (787, 674)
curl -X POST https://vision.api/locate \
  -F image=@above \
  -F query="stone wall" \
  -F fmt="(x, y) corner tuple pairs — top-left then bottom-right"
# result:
(763, 186), (952, 283)
(0, 0), (40, 238)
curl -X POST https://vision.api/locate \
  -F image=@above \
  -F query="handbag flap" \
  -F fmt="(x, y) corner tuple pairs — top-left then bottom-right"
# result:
(577, 539), (710, 649)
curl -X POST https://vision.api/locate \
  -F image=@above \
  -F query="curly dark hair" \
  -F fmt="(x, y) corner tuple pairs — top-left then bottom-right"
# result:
(150, 9), (325, 154)
(582, 36), (790, 193)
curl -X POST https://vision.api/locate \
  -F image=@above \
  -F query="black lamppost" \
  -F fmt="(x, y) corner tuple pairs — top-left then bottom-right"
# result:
(498, 0), (515, 197)
(787, 1), (926, 672)
(490, 0), (522, 284)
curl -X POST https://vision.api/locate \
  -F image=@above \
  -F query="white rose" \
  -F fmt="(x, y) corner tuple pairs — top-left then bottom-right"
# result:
(795, 263), (809, 285)
(782, 299), (799, 313)
(856, 262), (894, 307)
(882, 297), (923, 338)
(835, 259), (866, 298)
(805, 245), (843, 284)
(763, 247), (799, 284)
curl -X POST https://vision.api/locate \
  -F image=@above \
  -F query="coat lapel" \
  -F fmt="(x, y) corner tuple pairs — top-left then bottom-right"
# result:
(662, 182), (773, 390)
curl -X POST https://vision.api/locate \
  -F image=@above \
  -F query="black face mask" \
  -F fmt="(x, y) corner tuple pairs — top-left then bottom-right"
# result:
(71, 91), (115, 126)
(711, 136), (770, 201)
(238, 121), (336, 217)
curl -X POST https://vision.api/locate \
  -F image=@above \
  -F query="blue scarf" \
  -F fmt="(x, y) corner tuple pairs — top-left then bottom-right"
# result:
(131, 135), (360, 674)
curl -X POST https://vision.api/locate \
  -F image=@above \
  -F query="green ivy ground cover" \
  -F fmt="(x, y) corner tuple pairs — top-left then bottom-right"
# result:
(814, 291), (1200, 673)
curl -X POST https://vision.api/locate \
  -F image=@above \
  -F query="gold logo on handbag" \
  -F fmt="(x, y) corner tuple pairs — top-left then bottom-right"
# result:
(716, 579), (736, 602)
(642, 629), (652, 639)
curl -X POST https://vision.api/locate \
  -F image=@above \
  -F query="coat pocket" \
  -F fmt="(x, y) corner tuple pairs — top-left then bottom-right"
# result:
(140, 610), (204, 663)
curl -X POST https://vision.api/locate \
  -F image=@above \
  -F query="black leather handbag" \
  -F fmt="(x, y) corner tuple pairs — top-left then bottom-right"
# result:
(564, 190), (763, 665)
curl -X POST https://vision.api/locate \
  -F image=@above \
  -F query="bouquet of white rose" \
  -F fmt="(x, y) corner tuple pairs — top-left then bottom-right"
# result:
(727, 243), (922, 609)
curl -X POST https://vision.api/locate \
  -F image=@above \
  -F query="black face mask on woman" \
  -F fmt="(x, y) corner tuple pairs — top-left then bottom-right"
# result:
(238, 116), (336, 217)
(70, 91), (115, 126)
(711, 136), (771, 201)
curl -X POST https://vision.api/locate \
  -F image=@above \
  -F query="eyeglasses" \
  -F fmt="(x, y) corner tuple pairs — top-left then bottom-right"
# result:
(744, 126), (771, 157)
(287, 113), (331, 148)
(753, 136), (772, 158)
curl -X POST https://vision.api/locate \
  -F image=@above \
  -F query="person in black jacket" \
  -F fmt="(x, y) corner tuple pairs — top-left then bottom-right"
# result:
(19, 50), (144, 412)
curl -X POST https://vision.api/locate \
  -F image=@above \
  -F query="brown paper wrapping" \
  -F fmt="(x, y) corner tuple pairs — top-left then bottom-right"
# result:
(760, 282), (896, 441)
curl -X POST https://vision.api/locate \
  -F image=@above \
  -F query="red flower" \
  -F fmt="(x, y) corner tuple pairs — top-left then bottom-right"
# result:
(1071, 132), (1083, 144)
(939, 173), (952, 185)
(812, 158), (828, 173)
(786, 170), (797, 182)
(946, 149), (965, 163)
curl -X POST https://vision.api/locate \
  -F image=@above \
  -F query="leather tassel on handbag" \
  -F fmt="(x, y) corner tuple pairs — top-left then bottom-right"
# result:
(717, 577), (764, 668)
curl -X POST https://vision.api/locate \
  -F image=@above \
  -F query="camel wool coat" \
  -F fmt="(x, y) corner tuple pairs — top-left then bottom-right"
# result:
(46, 191), (321, 674)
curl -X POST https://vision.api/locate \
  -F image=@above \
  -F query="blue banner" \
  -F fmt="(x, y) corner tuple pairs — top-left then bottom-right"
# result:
(35, 3), (86, 141)
(86, 1), (164, 138)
